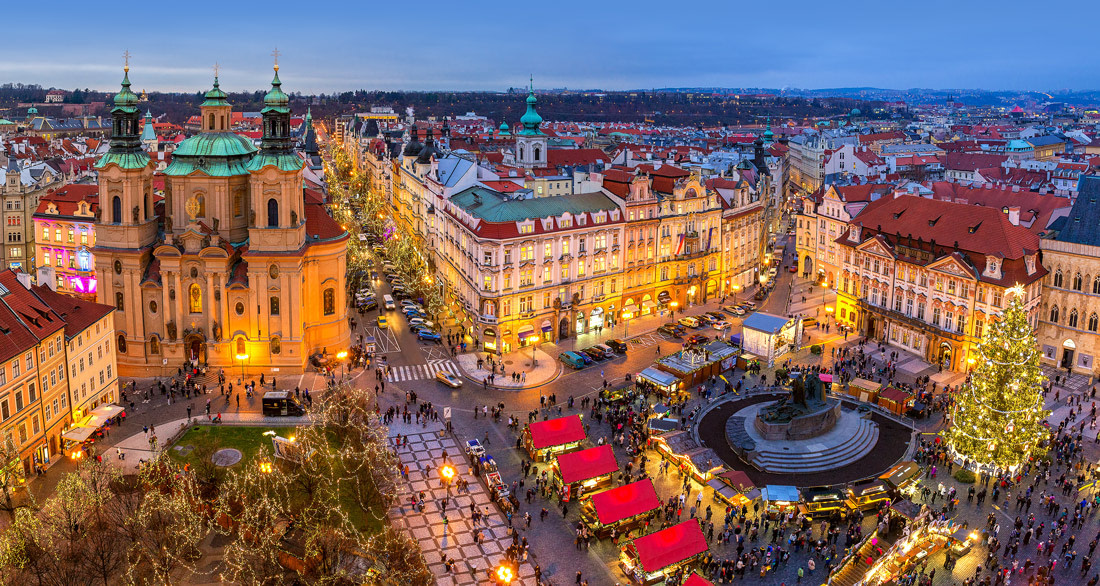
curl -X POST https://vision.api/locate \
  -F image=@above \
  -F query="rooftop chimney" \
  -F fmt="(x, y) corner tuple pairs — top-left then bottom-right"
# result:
(1007, 206), (1020, 226)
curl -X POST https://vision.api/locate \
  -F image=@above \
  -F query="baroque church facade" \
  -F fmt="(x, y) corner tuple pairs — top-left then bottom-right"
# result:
(94, 63), (350, 376)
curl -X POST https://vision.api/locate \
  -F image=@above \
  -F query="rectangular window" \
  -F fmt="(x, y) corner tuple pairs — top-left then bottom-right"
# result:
(15, 390), (24, 412)
(894, 296), (902, 312)
(906, 298), (913, 317)
(27, 382), (35, 402)
(11, 360), (19, 378)
(543, 291), (551, 308)
(0, 399), (7, 420)
(932, 307), (941, 327)
(24, 352), (32, 370)
(917, 303), (926, 320)
(544, 243), (552, 258)
(992, 291), (1002, 307)
(977, 287), (986, 304)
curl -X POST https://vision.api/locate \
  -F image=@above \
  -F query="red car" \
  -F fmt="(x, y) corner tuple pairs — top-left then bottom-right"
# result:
(788, 265), (797, 273)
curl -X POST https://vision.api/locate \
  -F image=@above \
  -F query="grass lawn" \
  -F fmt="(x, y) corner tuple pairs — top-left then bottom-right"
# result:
(167, 425), (298, 469)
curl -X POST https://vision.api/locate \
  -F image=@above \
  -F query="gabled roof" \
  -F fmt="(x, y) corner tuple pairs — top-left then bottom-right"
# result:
(1055, 175), (1100, 246)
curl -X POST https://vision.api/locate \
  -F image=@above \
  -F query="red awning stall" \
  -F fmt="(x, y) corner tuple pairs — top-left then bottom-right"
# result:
(522, 414), (586, 461)
(683, 573), (715, 586)
(877, 386), (914, 415)
(553, 444), (618, 501)
(620, 520), (709, 585)
(581, 478), (661, 537)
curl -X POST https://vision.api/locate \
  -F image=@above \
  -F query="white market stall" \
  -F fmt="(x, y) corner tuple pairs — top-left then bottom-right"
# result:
(740, 312), (803, 367)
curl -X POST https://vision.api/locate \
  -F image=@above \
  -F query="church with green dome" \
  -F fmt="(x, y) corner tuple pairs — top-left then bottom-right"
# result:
(94, 62), (350, 376)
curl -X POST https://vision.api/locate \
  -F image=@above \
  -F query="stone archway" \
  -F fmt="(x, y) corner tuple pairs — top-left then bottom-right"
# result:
(802, 255), (814, 277)
(184, 333), (207, 364)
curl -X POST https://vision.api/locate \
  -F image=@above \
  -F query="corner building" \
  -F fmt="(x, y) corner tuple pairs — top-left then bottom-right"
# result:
(94, 65), (349, 376)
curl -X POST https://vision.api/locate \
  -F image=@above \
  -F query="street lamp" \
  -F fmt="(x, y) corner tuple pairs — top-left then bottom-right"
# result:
(439, 463), (456, 491)
(494, 563), (515, 585)
(526, 334), (540, 368)
(670, 301), (679, 318)
(336, 350), (349, 381)
(235, 353), (249, 383)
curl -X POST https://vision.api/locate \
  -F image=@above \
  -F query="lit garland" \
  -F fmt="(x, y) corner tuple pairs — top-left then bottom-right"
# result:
(945, 285), (1050, 472)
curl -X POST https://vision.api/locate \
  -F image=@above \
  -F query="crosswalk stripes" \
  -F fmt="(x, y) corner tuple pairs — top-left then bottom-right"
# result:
(385, 360), (462, 383)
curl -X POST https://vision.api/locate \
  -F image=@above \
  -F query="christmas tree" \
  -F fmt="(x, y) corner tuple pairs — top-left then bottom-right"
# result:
(946, 284), (1050, 472)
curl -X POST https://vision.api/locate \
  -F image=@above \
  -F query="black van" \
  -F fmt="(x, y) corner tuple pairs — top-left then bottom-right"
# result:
(262, 391), (306, 416)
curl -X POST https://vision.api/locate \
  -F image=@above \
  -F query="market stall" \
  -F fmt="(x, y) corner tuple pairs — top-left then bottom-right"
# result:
(845, 378), (882, 402)
(706, 469), (759, 509)
(636, 367), (683, 399)
(655, 341), (739, 388)
(522, 414), (586, 462)
(859, 503), (960, 586)
(739, 312), (803, 367)
(880, 461), (921, 497)
(61, 403), (126, 457)
(760, 484), (800, 518)
(620, 520), (709, 585)
(683, 572), (715, 586)
(552, 444), (618, 502)
(876, 386), (914, 415)
(652, 430), (722, 484)
(582, 478), (661, 538)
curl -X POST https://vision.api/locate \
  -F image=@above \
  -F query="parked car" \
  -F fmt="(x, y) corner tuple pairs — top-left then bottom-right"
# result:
(382, 294), (396, 310)
(687, 334), (709, 345)
(435, 370), (463, 388)
(678, 316), (700, 328)
(658, 324), (684, 338)
(803, 318), (818, 328)
(594, 343), (617, 357)
(788, 265), (798, 273)
(581, 347), (608, 361)
(400, 299), (420, 308)
(741, 301), (757, 310)
(416, 329), (442, 342)
(559, 351), (586, 369)
(721, 305), (744, 315)
(705, 311), (725, 320)
(605, 339), (629, 354)
(359, 298), (378, 311)
(408, 318), (435, 330)
(696, 314), (717, 325)
(712, 320), (732, 330)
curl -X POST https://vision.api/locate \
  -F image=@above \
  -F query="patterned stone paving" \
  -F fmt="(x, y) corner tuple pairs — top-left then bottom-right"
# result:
(389, 427), (537, 585)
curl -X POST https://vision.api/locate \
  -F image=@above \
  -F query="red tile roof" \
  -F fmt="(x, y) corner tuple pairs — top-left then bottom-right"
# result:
(546, 148), (609, 168)
(0, 270), (67, 363)
(858, 131), (905, 144)
(36, 184), (99, 217)
(944, 152), (1008, 172)
(30, 285), (113, 339)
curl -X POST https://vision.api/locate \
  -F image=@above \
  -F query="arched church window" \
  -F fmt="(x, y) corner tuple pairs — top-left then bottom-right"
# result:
(267, 198), (279, 228)
(189, 284), (202, 313)
(236, 337), (246, 355)
(117, 335), (127, 354)
(323, 288), (335, 316)
(534, 146), (541, 161)
(208, 113), (215, 130)
(112, 196), (122, 224)
(519, 146), (524, 161)
(149, 336), (160, 355)
(115, 292), (124, 311)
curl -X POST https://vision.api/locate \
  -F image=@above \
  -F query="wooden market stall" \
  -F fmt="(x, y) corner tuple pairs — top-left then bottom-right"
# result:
(876, 386), (914, 415)
(655, 341), (739, 388)
(620, 520), (709, 585)
(880, 461), (922, 497)
(552, 444), (618, 502)
(652, 430), (722, 484)
(61, 403), (126, 457)
(706, 469), (759, 509)
(739, 312), (803, 367)
(683, 572), (715, 586)
(522, 414), (586, 462)
(760, 484), (801, 518)
(581, 478), (662, 538)
(636, 367), (683, 399)
(846, 377), (882, 402)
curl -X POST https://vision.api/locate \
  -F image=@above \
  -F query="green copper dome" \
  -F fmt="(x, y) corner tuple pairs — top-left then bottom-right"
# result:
(262, 69), (290, 113)
(517, 77), (544, 136)
(164, 132), (257, 176)
(113, 69), (140, 112)
(201, 77), (230, 107)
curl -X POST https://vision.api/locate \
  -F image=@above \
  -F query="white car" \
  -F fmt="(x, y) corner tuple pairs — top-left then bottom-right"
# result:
(712, 320), (732, 330)
(409, 318), (435, 329)
(436, 370), (463, 388)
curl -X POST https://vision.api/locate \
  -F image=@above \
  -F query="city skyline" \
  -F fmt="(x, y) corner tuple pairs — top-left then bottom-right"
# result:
(1, 0), (1096, 93)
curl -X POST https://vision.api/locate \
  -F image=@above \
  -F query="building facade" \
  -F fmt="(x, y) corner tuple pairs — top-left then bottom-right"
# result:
(93, 64), (350, 376)
(834, 195), (1044, 372)
(33, 184), (98, 298)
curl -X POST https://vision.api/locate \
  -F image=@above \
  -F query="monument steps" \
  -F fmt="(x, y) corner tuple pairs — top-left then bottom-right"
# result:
(751, 418), (879, 473)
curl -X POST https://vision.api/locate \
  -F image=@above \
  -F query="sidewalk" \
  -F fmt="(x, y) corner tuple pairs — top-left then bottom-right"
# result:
(455, 347), (560, 391)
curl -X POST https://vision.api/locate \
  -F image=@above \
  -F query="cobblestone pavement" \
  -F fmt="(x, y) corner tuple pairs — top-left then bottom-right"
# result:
(388, 423), (538, 585)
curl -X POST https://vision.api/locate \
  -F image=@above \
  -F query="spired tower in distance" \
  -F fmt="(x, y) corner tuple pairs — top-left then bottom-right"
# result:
(94, 59), (350, 377)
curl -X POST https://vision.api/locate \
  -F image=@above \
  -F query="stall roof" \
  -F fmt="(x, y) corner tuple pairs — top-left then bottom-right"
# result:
(659, 341), (739, 375)
(761, 485), (800, 503)
(631, 520), (709, 574)
(819, 374), (834, 383)
(718, 469), (755, 491)
(528, 414), (586, 449)
(879, 387), (912, 403)
(683, 573), (715, 586)
(741, 312), (792, 334)
(880, 461), (920, 486)
(638, 367), (680, 388)
(88, 403), (125, 419)
(556, 444), (618, 484)
(591, 478), (661, 526)
(849, 377), (882, 391)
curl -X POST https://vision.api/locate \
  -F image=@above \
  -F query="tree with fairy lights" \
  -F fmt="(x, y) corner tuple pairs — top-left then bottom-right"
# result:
(945, 284), (1050, 472)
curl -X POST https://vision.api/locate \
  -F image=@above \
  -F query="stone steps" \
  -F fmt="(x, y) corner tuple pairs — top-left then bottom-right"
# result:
(751, 417), (879, 473)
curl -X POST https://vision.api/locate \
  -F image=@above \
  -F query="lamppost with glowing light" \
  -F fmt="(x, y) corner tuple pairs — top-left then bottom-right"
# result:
(439, 463), (456, 491)
(526, 334), (540, 368)
(493, 562), (515, 585)
(336, 350), (348, 381)
(235, 352), (249, 383)
(967, 356), (976, 373)
(669, 301), (679, 319)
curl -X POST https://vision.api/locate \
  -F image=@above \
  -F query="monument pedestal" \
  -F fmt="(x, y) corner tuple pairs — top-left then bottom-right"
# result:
(752, 399), (841, 440)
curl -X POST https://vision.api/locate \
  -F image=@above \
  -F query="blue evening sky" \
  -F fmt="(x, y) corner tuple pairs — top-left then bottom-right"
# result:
(1, 0), (1092, 93)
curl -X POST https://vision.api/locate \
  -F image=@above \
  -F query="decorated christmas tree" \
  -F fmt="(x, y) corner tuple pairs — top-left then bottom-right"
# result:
(946, 284), (1050, 472)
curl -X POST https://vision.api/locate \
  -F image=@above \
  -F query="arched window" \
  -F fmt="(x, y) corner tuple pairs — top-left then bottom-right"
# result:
(236, 337), (246, 355)
(534, 146), (541, 161)
(270, 336), (281, 355)
(269, 296), (280, 316)
(149, 336), (160, 354)
(1050, 305), (1060, 323)
(112, 196), (122, 224)
(1090, 314), (1099, 332)
(267, 198), (279, 228)
(518, 146), (525, 161)
(208, 113), (214, 130)
(189, 283), (202, 313)
(1054, 270), (1063, 287)
(323, 288), (335, 316)
(1074, 273), (1083, 291)
(117, 334), (127, 354)
(1094, 276), (1100, 295)
(1069, 309), (1079, 328)
(144, 190), (151, 220)
(115, 292), (124, 311)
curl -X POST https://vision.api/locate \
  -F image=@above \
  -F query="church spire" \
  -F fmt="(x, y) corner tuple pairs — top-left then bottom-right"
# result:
(518, 75), (544, 136)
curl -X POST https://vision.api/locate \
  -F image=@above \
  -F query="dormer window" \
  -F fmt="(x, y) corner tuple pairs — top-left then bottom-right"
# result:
(518, 221), (534, 235)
